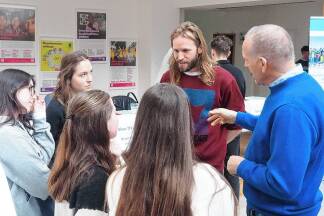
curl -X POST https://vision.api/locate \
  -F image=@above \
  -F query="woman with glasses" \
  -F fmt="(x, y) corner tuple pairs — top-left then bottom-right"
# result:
(0, 69), (55, 216)
(46, 51), (93, 166)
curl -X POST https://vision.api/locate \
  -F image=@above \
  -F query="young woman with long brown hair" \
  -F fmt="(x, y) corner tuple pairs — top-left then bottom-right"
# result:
(46, 51), (93, 166)
(48, 90), (118, 216)
(107, 83), (236, 216)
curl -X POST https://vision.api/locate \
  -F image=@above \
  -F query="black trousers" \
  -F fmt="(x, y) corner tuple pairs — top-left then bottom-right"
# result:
(224, 135), (240, 199)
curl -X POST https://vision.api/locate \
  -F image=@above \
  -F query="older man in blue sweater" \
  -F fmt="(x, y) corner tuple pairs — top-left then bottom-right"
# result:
(208, 24), (324, 216)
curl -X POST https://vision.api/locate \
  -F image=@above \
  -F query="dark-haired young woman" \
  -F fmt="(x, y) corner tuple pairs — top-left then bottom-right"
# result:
(107, 83), (236, 216)
(0, 69), (55, 216)
(46, 51), (93, 165)
(49, 90), (118, 216)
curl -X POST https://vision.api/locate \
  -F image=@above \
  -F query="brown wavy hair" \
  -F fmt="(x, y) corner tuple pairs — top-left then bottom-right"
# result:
(169, 21), (215, 85)
(48, 90), (115, 201)
(53, 51), (89, 106)
(115, 83), (195, 215)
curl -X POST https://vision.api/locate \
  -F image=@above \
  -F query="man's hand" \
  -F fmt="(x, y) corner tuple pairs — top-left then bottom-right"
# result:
(207, 108), (237, 126)
(227, 155), (245, 175)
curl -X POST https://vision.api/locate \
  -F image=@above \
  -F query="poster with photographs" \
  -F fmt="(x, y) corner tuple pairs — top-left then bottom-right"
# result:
(40, 38), (73, 72)
(76, 10), (107, 63)
(110, 40), (136, 66)
(0, 4), (35, 64)
(309, 16), (324, 89)
(109, 39), (137, 89)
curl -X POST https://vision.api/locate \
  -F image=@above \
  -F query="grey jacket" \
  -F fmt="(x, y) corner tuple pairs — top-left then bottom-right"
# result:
(0, 113), (54, 216)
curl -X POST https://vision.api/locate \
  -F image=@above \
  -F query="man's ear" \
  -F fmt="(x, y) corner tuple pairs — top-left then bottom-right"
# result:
(211, 49), (215, 57)
(259, 57), (267, 73)
(198, 47), (202, 54)
(227, 51), (231, 58)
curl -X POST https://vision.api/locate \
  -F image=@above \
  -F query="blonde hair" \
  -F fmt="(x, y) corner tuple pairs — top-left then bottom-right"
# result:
(169, 21), (215, 85)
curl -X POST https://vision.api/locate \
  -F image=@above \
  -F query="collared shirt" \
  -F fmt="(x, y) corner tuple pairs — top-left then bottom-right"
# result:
(269, 64), (304, 87)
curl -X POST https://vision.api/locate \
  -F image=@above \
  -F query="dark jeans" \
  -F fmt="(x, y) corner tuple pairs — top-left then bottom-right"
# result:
(37, 196), (54, 216)
(224, 136), (240, 199)
(246, 208), (265, 216)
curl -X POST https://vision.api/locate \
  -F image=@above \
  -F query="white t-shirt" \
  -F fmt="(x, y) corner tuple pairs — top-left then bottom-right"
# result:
(0, 163), (16, 216)
(106, 162), (236, 216)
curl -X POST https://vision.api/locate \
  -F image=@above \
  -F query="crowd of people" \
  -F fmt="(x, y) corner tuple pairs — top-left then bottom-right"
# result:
(0, 21), (323, 216)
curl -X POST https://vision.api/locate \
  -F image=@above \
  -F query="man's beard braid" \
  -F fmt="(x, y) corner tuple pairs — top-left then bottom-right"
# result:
(179, 56), (199, 73)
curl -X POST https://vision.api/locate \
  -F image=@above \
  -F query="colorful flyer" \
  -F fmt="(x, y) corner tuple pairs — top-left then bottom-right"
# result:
(0, 5), (35, 64)
(40, 39), (73, 72)
(309, 16), (324, 89)
(110, 40), (136, 66)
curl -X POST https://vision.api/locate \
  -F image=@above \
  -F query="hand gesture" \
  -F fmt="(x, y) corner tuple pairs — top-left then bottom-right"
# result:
(207, 108), (237, 126)
(33, 95), (46, 114)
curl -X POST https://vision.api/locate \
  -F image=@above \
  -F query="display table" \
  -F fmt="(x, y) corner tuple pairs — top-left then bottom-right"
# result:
(110, 110), (136, 156)
(240, 96), (266, 155)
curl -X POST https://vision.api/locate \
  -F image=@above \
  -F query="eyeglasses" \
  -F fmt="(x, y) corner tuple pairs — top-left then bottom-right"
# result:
(28, 85), (35, 96)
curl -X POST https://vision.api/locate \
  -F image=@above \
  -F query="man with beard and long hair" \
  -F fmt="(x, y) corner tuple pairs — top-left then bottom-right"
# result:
(160, 21), (244, 174)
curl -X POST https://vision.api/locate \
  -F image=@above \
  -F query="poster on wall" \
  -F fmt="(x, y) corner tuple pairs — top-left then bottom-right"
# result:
(40, 79), (57, 94)
(40, 38), (73, 72)
(0, 4), (35, 64)
(309, 16), (324, 89)
(110, 40), (136, 66)
(109, 39), (137, 88)
(76, 10), (107, 63)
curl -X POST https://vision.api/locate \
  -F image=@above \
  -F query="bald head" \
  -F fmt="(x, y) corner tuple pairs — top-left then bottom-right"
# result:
(244, 24), (295, 69)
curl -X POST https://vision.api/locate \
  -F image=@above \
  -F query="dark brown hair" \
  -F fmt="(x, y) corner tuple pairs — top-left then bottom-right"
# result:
(116, 83), (195, 216)
(54, 51), (89, 106)
(48, 90), (115, 201)
(169, 21), (215, 86)
(210, 35), (233, 56)
(0, 68), (35, 129)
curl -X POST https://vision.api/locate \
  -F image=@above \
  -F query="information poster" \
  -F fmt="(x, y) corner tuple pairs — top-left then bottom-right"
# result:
(40, 39), (73, 72)
(76, 10), (106, 63)
(109, 39), (137, 88)
(110, 40), (136, 66)
(309, 16), (324, 89)
(0, 5), (35, 64)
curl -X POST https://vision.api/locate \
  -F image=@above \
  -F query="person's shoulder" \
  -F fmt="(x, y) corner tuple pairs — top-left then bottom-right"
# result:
(213, 66), (236, 84)
(295, 58), (306, 64)
(46, 97), (65, 115)
(193, 163), (226, 189)
(0, 120), (23, 138)
(109, 167), (126, 185)
(160, 70), (171, 83)
(83, 166), (109, 186)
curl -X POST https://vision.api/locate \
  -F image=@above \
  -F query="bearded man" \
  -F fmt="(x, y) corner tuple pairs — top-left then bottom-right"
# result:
(161, 22), (244, 174)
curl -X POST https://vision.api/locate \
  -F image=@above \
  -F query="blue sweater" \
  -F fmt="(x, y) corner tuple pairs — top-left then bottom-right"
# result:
(236, 73), (324, 216)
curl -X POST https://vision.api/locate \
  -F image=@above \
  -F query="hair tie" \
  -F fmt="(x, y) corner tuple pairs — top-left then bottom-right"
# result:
(65, 114), (74, 120)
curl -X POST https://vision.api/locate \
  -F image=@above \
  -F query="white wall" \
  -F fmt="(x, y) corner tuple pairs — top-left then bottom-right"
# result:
(2, 0), (319, 97)
(175, 0), (315, 9)
(136, 0), (180, 97)
(0, 0), (140, 96)
(184, 1), (323, 96)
